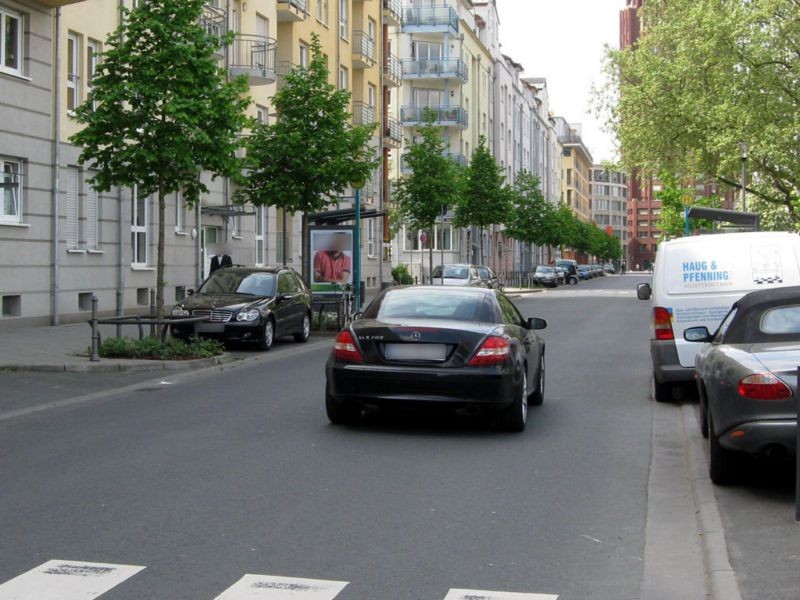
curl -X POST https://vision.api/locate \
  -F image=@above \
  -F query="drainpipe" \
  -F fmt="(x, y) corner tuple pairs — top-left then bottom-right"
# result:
(116, 0), (125, 319)
(50, 8), (62, 326)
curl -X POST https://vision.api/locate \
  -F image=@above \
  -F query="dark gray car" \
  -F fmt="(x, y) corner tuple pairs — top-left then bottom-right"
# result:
(687, 286), (800, 484)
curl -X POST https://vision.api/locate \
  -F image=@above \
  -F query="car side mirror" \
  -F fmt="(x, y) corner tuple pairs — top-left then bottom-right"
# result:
(684, 326), (712, 343)
(527, 317), (547, 330)
(636, 283), (652, 301)
(353, 311), (363, 320)
(187, 289), (195, 296)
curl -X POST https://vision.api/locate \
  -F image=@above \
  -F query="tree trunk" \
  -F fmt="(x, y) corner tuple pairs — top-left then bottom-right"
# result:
(480, 227), (485, 264)
(429, 238), (433, 285)
(156, 179), (166, 322)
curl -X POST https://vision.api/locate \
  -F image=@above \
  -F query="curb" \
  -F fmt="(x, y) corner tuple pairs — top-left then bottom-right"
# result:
(0, 353), (238, 374)
(681, 403), (743, 600)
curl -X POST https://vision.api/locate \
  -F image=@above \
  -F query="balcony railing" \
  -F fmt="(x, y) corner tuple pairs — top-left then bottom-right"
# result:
(384, 54), (401, 87)
(200, 3), (227, 38)
(384, 117), (402, 147)
(402, 58), (467, 82)
(277, 0), (307, 21)
(401, 6), (458, 34)
(353, 102), (376, 126)
(37, 0), (88, 6)
(382, 0), (402, 26)
(229, 34), (277, 86)
(352, 31), (376, 68)
(401, 152), (468, 173)
(400, 105), (468, 129)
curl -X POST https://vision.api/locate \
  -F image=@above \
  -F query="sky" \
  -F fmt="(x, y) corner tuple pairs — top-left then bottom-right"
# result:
(496, 0), (622, 164)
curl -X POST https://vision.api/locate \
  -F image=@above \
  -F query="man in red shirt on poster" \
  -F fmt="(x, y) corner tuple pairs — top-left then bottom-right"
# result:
(313, 232), (352, 284)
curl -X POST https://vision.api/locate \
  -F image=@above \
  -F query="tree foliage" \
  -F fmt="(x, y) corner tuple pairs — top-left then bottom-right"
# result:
(70, 0), (250, 317)
(393, 115), (461, 277)
(597, 0), (800, 221)
(505, 171), (552, 247)
(240, 34), (378, 214)
(653, 172), (722, 239)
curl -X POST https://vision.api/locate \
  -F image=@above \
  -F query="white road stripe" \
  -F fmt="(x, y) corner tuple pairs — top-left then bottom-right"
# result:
(444, 589), (558, 600)
(0, 560), (145, 600)
(214, 574), (348, 600)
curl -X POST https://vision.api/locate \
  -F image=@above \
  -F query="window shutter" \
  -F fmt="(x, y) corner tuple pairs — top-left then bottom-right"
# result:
(85, 182), (98, 250)
(65, 167), (79, 250)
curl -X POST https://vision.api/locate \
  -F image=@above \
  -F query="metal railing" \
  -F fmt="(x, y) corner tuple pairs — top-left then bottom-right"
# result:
(401, 5), (458, 33)
(400, 105), (468, 128)
(400, 152), (468, 173)
(384, 53), (401, 85)
(278, 0), (307, 13)
(352, 30), (376, 64)
(229, 34), (277, 78)
(352, 102), (376, 126)
(383, 0), (402, 24)
(199, 3), (227, 38)
(384, 117), (402, 145)
(401, 58), (468, 81)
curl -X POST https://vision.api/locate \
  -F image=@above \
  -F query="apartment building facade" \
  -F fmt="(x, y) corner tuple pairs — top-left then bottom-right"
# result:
(553, 117), (592, 224)
(0, 0), (390, 328)
(590, 166), (628, 255)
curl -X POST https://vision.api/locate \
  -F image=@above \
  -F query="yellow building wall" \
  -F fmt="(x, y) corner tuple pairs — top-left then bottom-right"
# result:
(460, 23), (491, 160)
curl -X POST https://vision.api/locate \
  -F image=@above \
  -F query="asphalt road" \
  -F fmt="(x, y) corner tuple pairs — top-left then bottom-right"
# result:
(1, 275), (658, 599)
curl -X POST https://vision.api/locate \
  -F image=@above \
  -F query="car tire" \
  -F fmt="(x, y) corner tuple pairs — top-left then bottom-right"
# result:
(529, 355), (545, 406)
(500, 371), (528, 432)
(325, 389), (360, 425)
(257, 317), (275, 352)
(294, 313), (311, 343)
(708, 414), (740, 485)
(653, 377), (673, 403)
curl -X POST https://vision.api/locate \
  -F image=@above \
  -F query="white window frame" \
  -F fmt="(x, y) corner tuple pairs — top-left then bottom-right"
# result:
(87, 38), (101, 109)
(66, 32), (81, 112)
(256, 104), (268, 124)
(255, 205), (267, 266)
(65, 167), (81, 250)
(339, 0), (348, 39)
(85, 177), (99, 251)
(1, 158), (23, 224)
(316, 0), (328, 25)
(338, 65), (348, 90)
(0, 7), (23, 77)
(174, 189), (186, 233)
(367, 217), (376, 257)
(131, 187), (149, 266)
(299, 41), (309, 68)
(403, 225), (453, 252)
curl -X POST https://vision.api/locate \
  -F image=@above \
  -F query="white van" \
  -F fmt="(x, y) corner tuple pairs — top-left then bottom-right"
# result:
(637, 231), (800, 401)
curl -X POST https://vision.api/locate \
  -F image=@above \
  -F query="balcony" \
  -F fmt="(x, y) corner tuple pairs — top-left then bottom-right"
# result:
(400, 105), (468, 129)
(277, 0), (307, 22)
(401, 6), (458, 35)
(383, 117), (402, 148)
(382, 0), (402, 27)
(402, 58), (467, 83)
(401, 152), (468, 173)
(199, 4), (227, 58)
(352, 31), (376, 69)
(352, 102), (376, 127)
(229, 34), (277, 86)
(384, 54), (401, 87)
(36, 0), (87, 6)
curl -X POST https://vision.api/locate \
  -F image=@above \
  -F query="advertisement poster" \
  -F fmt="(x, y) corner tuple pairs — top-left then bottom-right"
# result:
(309, 227), (354, 293)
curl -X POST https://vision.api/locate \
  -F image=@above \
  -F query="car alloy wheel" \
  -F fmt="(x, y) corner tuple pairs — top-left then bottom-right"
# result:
(259, 318), (274, 351)
(500, 370), (528, 432)
(294, 314), (311, 343)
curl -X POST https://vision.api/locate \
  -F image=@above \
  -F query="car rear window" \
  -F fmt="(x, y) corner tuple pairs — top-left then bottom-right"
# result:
(367, 290), (492, 322)
(442, 266), (469, 279)
(200, 271), (276, 296)
(760, 305), (800, 334)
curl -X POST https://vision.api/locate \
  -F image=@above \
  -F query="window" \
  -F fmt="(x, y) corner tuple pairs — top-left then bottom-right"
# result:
(231, 209), (242, 238)
(255, 205), (267, 265)
(174, 190), (186, 233)
(256, 104), (268, 124)
(1, 158), (22, 224)
(368, 84), (376, 108)
(367, 217), (376, 257)
(276, 207), (292, 262)
(85, 179), (98, 250)
(299, 41), (309, 68)
(87, 39), (101, 107)
(412, 88), (443, 106)
(65, 167), (81, 250)
(131, 187), (149, 266)
(338, 65), (348, 90)
(278, 272), (298, 295)
(412, 41), (442, 60)
(339, 0), (348, 39)
(316, 0), (328, 25)
(67, 32), (81, 112)
(760, 306), (800, 335)
(498, 294), (524, 327)
(0, 7), (22, 75)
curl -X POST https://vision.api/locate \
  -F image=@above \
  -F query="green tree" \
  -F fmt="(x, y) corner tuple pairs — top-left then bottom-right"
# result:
(653, 172), (722, 239)
(596, 0), (800, 220)
(393, 116), (461, 280)
(505, 171), (551, 255)
(70, 0), (250, 318)
(239, 34), (378, 263)
(454, 136), (512, 263)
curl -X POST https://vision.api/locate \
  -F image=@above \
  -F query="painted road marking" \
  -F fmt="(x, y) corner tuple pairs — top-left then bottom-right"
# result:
(214, 574), (348, 600)
(444, 589), (558, 600)
(0, 560), (145, 600)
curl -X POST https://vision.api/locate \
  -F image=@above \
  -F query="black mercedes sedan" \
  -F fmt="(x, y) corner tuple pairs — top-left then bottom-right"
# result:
(171, 266), (312, 351)
(686, 286), (800, 484)
(325, 286), (547, 431)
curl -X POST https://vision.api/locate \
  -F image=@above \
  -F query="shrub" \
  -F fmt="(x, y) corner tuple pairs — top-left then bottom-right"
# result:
(98, 336), (225, 360)
(392, 264), (414, 285)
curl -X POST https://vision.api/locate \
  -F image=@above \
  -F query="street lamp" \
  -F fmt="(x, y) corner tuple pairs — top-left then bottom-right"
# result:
(739, 141), (748, 212)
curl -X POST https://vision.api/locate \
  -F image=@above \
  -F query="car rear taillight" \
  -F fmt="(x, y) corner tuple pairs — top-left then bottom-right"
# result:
(468, 336), (511, 366)
(334, 330), (363, 363)
(737, 373), (792, 401)
(653, 307), (674, 341)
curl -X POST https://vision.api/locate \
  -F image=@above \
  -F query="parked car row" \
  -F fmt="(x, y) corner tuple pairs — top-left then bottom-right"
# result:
(638, 231), (800, 485)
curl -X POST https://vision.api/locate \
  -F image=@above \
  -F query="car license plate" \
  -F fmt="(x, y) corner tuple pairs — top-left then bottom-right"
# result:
(384, 343), (447, 362)
(197, 323), (225, 333)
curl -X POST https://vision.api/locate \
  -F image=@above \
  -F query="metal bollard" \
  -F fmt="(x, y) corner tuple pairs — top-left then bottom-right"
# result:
(149, 289), (156, 337)
(90, 295), (100, 362)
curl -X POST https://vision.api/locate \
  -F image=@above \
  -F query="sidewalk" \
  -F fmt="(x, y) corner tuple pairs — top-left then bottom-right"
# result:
(0, 322), (234, 373)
